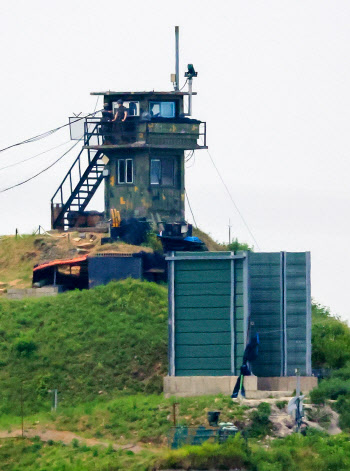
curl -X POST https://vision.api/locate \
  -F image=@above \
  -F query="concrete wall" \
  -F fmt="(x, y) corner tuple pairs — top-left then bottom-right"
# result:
(257, 376), (318, 393)
(6, 286), (62, 300)
(163, 375), (318, 398)
(164, 375), (257, 398)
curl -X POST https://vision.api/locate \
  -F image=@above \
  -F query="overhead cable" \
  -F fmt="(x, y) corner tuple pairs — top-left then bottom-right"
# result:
(0, 109), (102, 154)
(179, 79), (188, 91)
(0, 139), (82, 194)
(204, 146), (261, 251)
(185, 188), (198, 228)
(0, 140), (71, 172)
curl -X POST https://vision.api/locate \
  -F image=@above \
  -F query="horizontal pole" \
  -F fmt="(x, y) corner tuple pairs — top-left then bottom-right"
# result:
(165, 253), (246, 261)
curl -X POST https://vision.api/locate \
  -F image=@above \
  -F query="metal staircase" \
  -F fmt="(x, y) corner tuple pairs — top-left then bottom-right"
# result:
(51, 131), (105, 229)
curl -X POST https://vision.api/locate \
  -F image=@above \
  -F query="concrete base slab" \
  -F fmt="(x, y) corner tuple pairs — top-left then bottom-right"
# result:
(245, 390), (294, 399)
(163, 376), (257, 398)
(7, 286), (63, 300)
(164, 376), (318, 398)
(257, 376), (318, 393)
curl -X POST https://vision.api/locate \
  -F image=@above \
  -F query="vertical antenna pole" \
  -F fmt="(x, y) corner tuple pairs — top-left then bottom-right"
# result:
(175, 26), (180, 91)
(188, 78), (193, 115)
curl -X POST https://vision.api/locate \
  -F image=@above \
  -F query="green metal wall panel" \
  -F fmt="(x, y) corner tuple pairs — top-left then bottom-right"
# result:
(248, 252), (283, 377)
(284, 252), (311, 376)
(249, 252), (311, 377)
(168, 252), (247, 376)
(167, 251), (311, 379)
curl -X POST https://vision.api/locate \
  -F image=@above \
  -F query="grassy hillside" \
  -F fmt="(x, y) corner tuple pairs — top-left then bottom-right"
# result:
(0, 280), (168, 415)
(1, 430), (350, 471)
(0, 233), (153, 292)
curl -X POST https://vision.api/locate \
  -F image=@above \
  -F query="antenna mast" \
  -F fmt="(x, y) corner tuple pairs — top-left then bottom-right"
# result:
(175, 26), (180, 91)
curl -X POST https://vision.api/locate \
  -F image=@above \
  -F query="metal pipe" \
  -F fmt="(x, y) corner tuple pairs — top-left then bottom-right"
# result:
(175, 26), (179, 91)
(188, 78), (193, 115)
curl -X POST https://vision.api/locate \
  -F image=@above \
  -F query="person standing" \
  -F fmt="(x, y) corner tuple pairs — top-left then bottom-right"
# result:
(112, 99), (128, 143)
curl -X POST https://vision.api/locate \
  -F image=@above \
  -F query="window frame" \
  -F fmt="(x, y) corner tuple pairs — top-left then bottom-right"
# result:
(149, 101), (176, 118)
(117, 158), (134, 184)
(112, 101), (140, 117)
(150, 157), (175, 187)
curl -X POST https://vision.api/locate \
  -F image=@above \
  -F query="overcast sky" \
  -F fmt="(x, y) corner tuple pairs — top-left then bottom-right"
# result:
(0, 1), (349, 321)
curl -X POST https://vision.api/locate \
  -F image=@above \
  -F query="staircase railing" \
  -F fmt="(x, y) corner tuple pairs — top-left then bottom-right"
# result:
(51, 124), (104, 229)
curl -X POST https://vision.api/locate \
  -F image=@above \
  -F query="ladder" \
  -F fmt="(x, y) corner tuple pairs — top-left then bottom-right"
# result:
(51, 131), (105, 230)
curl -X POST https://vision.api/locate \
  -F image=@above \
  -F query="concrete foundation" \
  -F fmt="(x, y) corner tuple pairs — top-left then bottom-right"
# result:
(164, 376), (258, 398)
(257, 376), (318, 393)
(163, 375), (318, 398)
(6, 286), (63, 300)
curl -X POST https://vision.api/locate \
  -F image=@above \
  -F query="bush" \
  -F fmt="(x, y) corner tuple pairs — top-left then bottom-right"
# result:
(157, 434), (249, 470)
(15, 339), (37, 357)
(312, 304), (350, 369)
(248, 402), (273, 438)
(276, 400), (288, 410)
(310, 377), (350, 404)
(306, 407), (331, 427)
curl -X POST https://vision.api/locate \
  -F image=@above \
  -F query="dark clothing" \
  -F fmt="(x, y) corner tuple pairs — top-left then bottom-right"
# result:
(114, 105), (127, 122)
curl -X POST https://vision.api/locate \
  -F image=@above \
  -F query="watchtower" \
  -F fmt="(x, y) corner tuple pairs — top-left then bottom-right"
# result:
(51, 80), (206, 231)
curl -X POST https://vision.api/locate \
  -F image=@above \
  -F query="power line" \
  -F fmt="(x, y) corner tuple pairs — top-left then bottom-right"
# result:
(204, 147), (261, 250)
(0, 109), (102, 154)
(0, 140), (71, 172)
(179, 79), (188, 91)
(185, 188), (198, 228)
(0, 139), (82, 194)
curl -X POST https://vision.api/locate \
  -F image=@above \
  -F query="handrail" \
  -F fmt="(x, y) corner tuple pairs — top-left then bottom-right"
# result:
(51, 124), (98, 204)
(80, 117), (206, 146)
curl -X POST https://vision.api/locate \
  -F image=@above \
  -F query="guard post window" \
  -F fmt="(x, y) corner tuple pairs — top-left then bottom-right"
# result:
(149, 101), (175, 118)
(118, 159), (133, 184)
(150, 158), (174, 186)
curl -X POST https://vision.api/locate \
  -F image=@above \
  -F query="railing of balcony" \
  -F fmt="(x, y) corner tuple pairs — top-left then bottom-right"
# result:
(83, 117), (206, 148)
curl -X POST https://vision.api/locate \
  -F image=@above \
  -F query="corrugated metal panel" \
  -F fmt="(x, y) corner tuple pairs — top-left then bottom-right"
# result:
(249, 252), (311, 377)
(88, 256), (142, 288)
(168, 251), (311, 378)
(249, 252), (283, 377)
(174, 255), (232, 376)
(168, 252), (247, 376)
(285, 252), (311, 376)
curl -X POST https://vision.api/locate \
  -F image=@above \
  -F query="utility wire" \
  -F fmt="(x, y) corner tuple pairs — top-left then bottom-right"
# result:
(93, 95), (100, 112)
(204, 145), (261, 250)
(185, 188), (198, 228)
(0, 109), (102, 154)
(179, 79), (188, 91)
(0, 139), (82, 193)
(0, 140), (71, 171)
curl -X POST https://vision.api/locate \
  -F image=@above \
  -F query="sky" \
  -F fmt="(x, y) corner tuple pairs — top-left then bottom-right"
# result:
(0, 1), (350, 321)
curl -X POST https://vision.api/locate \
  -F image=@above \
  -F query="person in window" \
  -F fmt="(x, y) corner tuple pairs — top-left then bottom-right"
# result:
(112, 99), (128, 143)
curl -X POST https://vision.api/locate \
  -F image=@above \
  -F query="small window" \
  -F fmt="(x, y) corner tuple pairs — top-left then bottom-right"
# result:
(149, 101), (175, 118)
(150, 159), (161, 185)
(112, 101), (140, 117)
(118, 159), (133, 184)
(150, 158), (174, 186)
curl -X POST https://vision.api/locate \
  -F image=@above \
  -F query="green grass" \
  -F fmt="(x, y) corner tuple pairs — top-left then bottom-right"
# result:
(157, 431), (350, 471)
(0, 394), (249, 446)
(0, 437), (156, 471)
(0, 234), (42, 287)
(0, 279), (168, 415)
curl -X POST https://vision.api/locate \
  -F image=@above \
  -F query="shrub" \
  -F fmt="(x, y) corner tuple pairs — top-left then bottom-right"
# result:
(248, 402), (273, 438)
(276, 400), (288, 410)
(15, 339), (37, 357)
(157, 434), (249, 470)
(306, 407), (331, 427)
